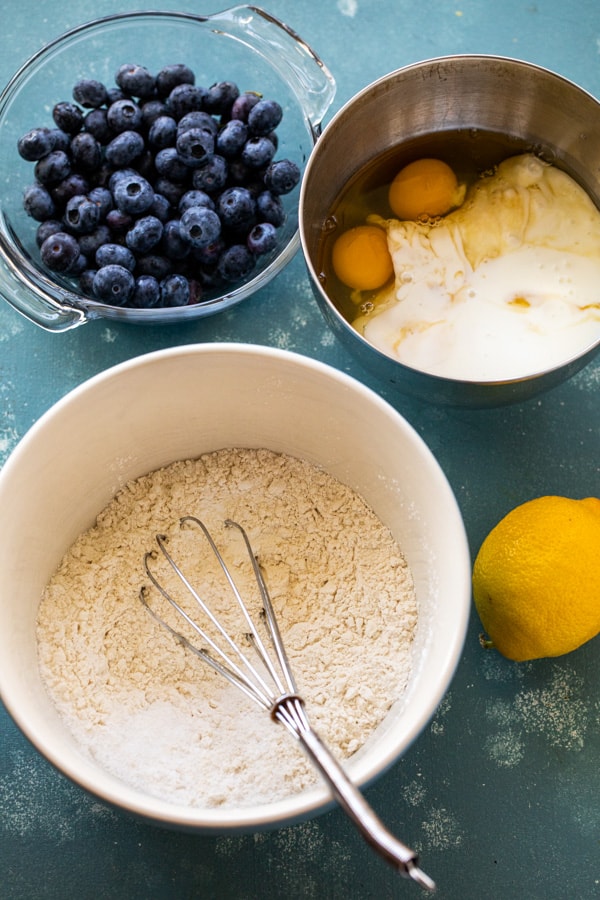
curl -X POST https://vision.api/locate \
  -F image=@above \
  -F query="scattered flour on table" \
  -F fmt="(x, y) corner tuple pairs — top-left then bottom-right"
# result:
(37, 448), (417, 808)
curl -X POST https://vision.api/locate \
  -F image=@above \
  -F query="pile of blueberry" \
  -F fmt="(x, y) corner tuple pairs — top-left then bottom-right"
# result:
(17, 63), (301, 309)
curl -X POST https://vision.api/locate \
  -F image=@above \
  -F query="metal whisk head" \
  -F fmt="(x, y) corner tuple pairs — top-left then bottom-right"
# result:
(141, 516), (435, 892)
(141, 516), (310, 738)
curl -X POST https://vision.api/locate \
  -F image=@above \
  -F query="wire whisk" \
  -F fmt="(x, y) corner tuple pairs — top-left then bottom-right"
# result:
(140, 516), (435, 892)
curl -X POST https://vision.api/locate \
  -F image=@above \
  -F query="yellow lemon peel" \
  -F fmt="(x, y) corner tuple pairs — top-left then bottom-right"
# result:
(472, 495), (600, 661)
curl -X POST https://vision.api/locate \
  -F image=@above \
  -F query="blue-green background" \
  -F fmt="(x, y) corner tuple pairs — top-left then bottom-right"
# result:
(1, 2), (599, 898)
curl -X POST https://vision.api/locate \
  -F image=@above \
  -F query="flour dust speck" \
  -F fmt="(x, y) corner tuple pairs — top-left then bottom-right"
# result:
(484, 664), (591, 767)
(0, 306), (24, 341)
(420, 806), (464, 851)
(101, 327), (117, 343)
(337, 0), (358, 16)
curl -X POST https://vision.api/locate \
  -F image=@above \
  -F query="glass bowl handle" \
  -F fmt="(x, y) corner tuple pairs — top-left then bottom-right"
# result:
(0, 239), (87, 332)
(211, 5), (337, 133)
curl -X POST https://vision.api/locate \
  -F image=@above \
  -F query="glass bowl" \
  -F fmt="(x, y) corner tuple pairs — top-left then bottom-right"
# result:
(0, 6), (335, 330)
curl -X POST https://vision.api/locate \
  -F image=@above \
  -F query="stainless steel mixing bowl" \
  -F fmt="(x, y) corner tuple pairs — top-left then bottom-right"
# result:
(299, 55), (600, 407)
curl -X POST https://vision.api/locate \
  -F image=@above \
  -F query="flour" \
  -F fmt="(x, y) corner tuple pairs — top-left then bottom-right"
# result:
(37, 448), (417, 808)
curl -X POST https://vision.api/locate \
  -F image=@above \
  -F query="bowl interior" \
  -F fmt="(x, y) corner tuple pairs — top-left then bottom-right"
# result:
(0, 344), (470, 830)
(0, 10), (320, 323)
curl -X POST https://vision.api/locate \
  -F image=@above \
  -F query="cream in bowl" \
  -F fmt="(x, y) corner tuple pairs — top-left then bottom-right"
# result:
(325, 151), (600, 382)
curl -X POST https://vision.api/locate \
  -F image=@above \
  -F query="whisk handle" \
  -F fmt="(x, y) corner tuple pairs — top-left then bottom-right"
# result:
(298, 727), (436, 891)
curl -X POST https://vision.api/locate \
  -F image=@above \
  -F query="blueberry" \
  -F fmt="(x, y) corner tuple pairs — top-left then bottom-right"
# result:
(226, 157), (252, 187)
(113, 173), (155, 215)
(50, 172), (90, 207)
(70, 132), (103, 172)
(77, 224), (111, 258)
(131, 274), (161, 308)
(153, 177), (186, 207)
(105, 130), (145, 167)
(79, 269), (97, 295)
(17, 127), (55, 161)
(217, 186), (256, 230)
(115, 64), (156, 100)
(204, 81), (240, 115)
(160, 272), (190, 306)
(148, 115), (177, 149)
(23, 184), (55, 221)
(73, 78), (108, 109)
(40, 231), (80, 272)
(166, 84), (207, 119)
(88, 162), (114, 189)
(106, 87), (126, 105)
(256, 190), (285, 227)
(36, 219), (62, 247)
(264, 159), (301, 195)
(64, 194), (100, 234)
(192, 236), (224, 267)
(87, 186), (113, 219)
(93, 264), (135, 305)
(241, 136), (276, 169)
(148, 192), (170, 222)
(180, 206), (221, 248)
(192, 155), (228, 193)
(125, 215), (164, 254)
(230, 91), (261, 123)
(136, 254), (173, 279)
(70, 253), (88, 275)
(107, 98), (143, 133)
(179, 189), (215, 214)
(161, 219), (190, 260)
(247, 99), (283, 136)
(247, 221), (278, 255)
(216, 244), (255, 282)
(107, 167), (139, 193)
(156, 64), (195, 98)
(154, 147), (189, 182)
(52, 101), (84, 134)
(84, 108), (112, 144)
(95, 242), (136, 271)
(141, 99), (168, 128)
(105, 209), (134, 234)
(48, 129), (71, 153)
(216, 119), (248, 159)
(177, 111), (218, 137)
(175, 127), (214, 168)
(34, 150), (71, 186)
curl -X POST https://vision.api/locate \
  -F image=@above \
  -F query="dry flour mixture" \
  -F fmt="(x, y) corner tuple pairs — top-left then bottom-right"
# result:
(37, 448), (417, 808)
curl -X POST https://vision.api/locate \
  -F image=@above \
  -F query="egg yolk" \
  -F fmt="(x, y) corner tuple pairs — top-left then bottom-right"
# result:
(331, 225), (393, 291)
(388, 158), (461, 220)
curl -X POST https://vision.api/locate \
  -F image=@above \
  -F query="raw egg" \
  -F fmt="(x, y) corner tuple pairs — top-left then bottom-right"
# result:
(388, 158), (464, 220)
(331, 224), (393, 290)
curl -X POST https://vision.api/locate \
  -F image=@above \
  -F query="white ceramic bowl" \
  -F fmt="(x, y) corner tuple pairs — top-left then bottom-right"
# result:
(0, 344), (470, 832)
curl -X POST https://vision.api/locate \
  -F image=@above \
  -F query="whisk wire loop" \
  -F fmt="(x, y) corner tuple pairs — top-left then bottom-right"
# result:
(141, 517), (436, 892)
(143, 528), (276, 711)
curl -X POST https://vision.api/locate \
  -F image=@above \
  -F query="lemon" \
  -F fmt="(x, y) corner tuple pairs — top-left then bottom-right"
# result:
(472, 495), (600, 661)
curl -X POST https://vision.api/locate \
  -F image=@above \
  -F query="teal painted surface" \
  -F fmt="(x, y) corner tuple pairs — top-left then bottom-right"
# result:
(1, 2), (600, 897)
